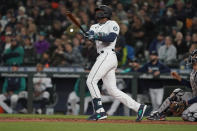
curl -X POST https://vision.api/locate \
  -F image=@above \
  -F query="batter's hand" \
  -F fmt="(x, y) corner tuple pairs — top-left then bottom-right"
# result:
(171, 72), (181, 81)
(88, 34), (99, 41)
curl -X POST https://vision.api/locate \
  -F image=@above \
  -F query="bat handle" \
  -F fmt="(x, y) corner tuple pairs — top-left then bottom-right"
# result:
(79, 27), (88, 36)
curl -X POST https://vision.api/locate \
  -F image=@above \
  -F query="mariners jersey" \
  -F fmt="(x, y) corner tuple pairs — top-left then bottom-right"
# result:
(33, 73), (52, 92)
(89, 20), (120, 53)
(190, 70), (197, 96)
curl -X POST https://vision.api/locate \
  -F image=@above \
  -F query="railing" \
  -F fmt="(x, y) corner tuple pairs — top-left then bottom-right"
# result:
(0, 67), (190, 114)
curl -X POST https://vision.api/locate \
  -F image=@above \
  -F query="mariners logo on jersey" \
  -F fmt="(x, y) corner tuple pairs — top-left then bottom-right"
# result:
(113, 26), (118, 31)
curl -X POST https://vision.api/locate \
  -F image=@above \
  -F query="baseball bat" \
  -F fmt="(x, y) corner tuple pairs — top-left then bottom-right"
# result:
(66, 11), (88, 35)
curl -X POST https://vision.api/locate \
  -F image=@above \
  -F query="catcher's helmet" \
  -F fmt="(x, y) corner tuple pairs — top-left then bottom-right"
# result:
(95, 5), (112, 19)
(187, 49), (197, 65)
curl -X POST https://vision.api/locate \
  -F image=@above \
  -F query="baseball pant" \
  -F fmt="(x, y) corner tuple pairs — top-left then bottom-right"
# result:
(182, 103), (197, 121)
(149, 88), (164, 111)
(0, 94), (19, 113)
(86, 49), (140, 112)
(67, 91), (92, 115)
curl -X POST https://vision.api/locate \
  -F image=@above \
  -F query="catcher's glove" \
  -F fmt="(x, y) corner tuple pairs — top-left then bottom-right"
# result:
(169, 100), (187, 116)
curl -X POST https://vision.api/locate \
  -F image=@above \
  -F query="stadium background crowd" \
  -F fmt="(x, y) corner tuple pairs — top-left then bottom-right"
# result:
(0, 0), (197, 115)
(0, 0), (197, 69)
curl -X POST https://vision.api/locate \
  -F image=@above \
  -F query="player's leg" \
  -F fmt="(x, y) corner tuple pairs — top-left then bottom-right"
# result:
(149, 88), (164, 111)
(86, 54), (110, 99)
(36, 91), (50, 114)
(107, 99), (121, 116)
(101, 95), (113, 102)
(102, 68), (140, 111)
(0, 94), (13, 113)
(84, 96), (92, 114)
(147, 97), (171, 120)
(10, 94), (19, 109)
(18, 91), (28, 113)
(149, 88), (157, 111)
(147, 88), (185, 121)
(155, 88), (164, 110)
(100, 94), (120, 115)
(67, 91), (80, 115)
(86, 52), (116, 120)
(102, 68), (147, 121)
(182, 103), (197, 122)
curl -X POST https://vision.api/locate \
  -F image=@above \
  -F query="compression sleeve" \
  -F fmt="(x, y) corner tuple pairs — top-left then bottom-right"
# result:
(98, 32), (117, 42)
(180, 79), (192, 89)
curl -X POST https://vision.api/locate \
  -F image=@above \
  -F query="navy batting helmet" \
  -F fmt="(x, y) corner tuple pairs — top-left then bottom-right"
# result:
(95, 5), (112, 19)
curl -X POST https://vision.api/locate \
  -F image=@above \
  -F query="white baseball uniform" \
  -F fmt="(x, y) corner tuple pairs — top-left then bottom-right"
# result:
(86, 20), (140, 112)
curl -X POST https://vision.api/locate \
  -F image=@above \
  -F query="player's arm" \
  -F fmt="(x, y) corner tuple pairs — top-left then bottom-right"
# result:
(87, 22), (119, 43)
(188, 96), (197, 105)
(159, 64), (171, 73)
(100, 21), (119, 42)
(171, 72), (192, 89)
(96, 32), (117, 42)
(137, 63), (149, 73)
(86, 30), (117, 42)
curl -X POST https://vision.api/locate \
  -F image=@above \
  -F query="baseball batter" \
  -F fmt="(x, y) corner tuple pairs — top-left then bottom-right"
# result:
(85, 5), (147, 121)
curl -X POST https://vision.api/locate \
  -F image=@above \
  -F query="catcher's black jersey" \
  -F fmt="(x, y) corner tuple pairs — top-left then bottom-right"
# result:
(190, 70), (197, 96)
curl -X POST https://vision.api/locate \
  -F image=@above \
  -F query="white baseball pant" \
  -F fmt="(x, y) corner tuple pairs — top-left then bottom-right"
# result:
(0, 94), (19, 113)
(149, 88), (164, 111)
(182, 103), (197, 121)
(86, 49), (140, 112)
(67, 91), (92, 115)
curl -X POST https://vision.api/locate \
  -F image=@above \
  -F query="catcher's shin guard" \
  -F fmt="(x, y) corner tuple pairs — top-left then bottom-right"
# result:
(182, 112), (197, 122)
(147, 111), (166, 121)
(157, 97), (171, 114)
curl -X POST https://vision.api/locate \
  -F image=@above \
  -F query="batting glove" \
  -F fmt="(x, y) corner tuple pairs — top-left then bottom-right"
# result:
(88, 34), (99, 41)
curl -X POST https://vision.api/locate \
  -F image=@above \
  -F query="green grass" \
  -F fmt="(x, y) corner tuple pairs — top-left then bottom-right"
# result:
(0, 122), (197, 131)
(0, 114), (196, 131)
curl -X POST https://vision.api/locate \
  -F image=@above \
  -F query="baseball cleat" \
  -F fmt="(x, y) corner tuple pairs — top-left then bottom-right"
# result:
(147, 111), (166, 121)
(87, 112), (107, 121)
(136, 104), (147, 122)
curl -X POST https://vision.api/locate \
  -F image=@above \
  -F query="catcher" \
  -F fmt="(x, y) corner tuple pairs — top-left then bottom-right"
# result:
(147, 49), (197, 122)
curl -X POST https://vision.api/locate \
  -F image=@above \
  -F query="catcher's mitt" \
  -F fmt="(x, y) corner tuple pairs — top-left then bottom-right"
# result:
(169, 101), (187, 116)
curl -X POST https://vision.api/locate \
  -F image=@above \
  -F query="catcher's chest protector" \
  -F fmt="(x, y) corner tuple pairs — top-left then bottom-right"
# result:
(190, 70), (197, 96)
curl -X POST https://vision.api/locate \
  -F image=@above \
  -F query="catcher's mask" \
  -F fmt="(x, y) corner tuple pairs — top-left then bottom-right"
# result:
(170, 88), (185, 101)
(173, 88), (185, 97)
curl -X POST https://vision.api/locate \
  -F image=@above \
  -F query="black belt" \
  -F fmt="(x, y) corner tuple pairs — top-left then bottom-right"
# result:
(99, 49), (115, 54)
